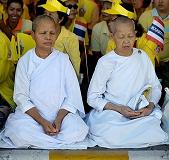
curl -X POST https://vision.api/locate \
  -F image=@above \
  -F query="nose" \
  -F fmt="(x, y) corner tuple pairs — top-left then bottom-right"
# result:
(13, 9), (18, 15)
(45, 33), (51, 40)
(123, 37), (130, 44)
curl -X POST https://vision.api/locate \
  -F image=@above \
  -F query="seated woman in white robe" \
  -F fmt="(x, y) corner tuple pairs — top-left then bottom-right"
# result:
(1, 15), (89, 149)
(86, 16), (168, 148)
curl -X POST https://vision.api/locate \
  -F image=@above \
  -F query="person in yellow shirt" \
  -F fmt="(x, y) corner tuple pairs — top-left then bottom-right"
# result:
(62, 0), (89, 84)
(0, 0), (30, 20)
(0, 0), (32, 40)
(131, 0), (151, 19)
(79, 0), (100, 30)
(39, 0), (81, 77)
(0, 31), (15, 129)
(91, 0), (117, 59)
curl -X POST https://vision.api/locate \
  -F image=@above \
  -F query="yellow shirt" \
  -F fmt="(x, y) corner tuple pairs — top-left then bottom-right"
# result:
(54, 27), (81, 77)
(0, 31), (15, 107)
(106, 38), (116, 54)
(139, 9), (169, 62)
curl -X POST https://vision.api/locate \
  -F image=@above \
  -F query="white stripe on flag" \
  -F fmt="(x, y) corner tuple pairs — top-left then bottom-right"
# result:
(147, 31), (164, 44)
(153, 20), (164, 31)
(74, 24), (87, 32)
(78, 36), (85, 41)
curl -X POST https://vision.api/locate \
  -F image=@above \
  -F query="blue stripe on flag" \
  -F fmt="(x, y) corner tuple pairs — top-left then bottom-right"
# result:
(149, 24), (164, 40)
(73, 27), (86, 38)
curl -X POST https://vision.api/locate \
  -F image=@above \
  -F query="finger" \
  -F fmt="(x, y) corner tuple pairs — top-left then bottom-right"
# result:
(129, 115), (143, 119)
(49, 132), (57, 136)
(49, 125), (57, 133)
(128, 111), (141, 116)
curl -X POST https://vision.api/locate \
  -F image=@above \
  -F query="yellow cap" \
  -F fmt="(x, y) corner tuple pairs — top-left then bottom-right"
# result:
(102, 3), (136, 20)
(39, 0), (70, 15)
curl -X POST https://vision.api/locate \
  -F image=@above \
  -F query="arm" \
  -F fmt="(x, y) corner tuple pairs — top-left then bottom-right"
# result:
(61, 56), (85, 116)
(0, 35), (11, 83)
(87, 58), (141, 117)
(138, 11), (149, 32)
(13, 59), (35, 113)
(91, 25), (101, 53)
(14, 59), (57, 135)
(130, 54), (161, 118)
(104, 102), (140, 118)
(66, 35), (81, 78)
(87, 59), (113, 111)
(53, 109), (69, 134)
(26, 107), (57, 135)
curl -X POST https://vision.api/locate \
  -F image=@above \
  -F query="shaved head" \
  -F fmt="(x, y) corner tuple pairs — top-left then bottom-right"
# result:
(108, 16), (135, 35)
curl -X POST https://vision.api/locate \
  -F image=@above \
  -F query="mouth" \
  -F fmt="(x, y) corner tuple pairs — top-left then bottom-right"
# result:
(123, 46), (131, 49)
(44, 42), (52, 46)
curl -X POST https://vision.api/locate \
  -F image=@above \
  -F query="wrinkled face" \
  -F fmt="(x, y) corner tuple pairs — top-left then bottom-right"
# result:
(7, 2), (23, 23)
(32, 19), (57, 55)
(154, 0), (169, 13)
(101, 1), (112, 21)
(45, 10), (60, 24)
(132, 0), (144, 9)
(65, 0), (78, 20)
(110, 21), (136, 56)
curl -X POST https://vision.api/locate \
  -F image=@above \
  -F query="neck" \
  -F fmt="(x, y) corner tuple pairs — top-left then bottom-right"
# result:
(7, 20), (19, 30)
(114, 49), (133, 57)
(157, 9), (169, 19)
(35, 48), (52, 59)
(65, 19), (73, 29)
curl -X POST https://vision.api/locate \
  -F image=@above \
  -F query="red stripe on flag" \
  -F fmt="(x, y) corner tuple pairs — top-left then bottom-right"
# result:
(75, 20), (88, 28)
(154, 17), (164, 27)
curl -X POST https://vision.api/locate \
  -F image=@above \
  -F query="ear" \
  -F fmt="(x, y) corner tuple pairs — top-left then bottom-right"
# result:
(31, 31), (35, 40)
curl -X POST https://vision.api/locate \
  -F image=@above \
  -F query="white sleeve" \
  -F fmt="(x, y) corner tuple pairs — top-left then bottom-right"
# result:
(61, 57), (85, 116)
(146, 55), (162, 105)
(87, 59), (112, 111)
(13, 58), (34, 113)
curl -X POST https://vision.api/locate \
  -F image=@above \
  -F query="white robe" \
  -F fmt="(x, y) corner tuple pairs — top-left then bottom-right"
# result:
(86, 48), (168, 148)
(1, 48), (89, 149)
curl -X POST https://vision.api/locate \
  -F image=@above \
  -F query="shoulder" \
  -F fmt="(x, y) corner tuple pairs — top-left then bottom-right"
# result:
(61, 27), (78, 40)
(93, 21), (106, 30)
(133, 48), (152, 63)
(53, 48), (69, 61)
(22, 18), (32, 25)
(140, 10), (152, 18)
(97, 51), (117, 68)
(17, 48), (34, 66)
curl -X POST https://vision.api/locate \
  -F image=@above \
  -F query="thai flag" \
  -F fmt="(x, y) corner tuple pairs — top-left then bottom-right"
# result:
(73, 19), (87, 43)
(146, 17), (164, 50)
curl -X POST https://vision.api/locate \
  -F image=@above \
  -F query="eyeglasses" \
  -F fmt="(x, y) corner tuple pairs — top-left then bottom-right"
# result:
(66, 4), (78, 10)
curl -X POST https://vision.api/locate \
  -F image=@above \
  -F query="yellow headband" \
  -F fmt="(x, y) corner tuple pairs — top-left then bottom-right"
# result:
(39, 0), (70, 15)
(102, 3), (136, 20)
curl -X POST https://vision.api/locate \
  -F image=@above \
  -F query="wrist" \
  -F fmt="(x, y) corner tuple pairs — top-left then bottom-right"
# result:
(104, 102), (120, 112)
(147, 102), (155, 110)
